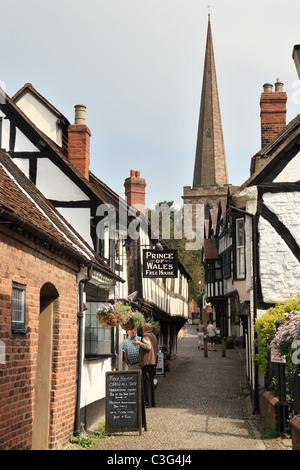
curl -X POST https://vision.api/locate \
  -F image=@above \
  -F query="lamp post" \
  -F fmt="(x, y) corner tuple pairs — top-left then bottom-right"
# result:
(292, 45), (300, 79)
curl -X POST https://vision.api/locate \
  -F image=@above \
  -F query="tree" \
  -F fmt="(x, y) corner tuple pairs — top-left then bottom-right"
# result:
(147, 202), (204, 302)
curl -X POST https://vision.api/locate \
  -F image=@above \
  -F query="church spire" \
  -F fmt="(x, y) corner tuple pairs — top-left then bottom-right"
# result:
(192, 15), (228, 189)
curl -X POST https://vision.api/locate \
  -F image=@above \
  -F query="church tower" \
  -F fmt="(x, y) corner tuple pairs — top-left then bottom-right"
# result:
(183, 15), (230, 235)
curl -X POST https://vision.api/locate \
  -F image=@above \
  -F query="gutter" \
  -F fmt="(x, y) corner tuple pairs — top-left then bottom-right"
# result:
(74, 262), (93, 437)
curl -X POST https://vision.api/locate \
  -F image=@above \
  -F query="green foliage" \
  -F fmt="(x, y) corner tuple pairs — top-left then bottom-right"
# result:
(253, 295), (300, 376)
(147, 202), (204, 301)
(69, 423), (114, 450)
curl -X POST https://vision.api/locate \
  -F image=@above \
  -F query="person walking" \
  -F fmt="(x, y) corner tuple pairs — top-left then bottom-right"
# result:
(197, 321), (204, 349)
(122, 329), (141, 369)
(207, 320), (217, 351)
(133, 323), (158, 408)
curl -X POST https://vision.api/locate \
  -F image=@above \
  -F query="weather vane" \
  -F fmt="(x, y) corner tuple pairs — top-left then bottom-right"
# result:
(207, 5), (210, 19)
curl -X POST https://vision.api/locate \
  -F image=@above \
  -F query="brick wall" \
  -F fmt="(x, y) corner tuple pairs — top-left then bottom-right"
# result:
(258, 389), (279, 431)
(68, 124), (91, 179)
(0, 226), (79, 450)
(260, 82), (287, 149)
(291, 415), (300, 450)
(124, 170), (146, 214)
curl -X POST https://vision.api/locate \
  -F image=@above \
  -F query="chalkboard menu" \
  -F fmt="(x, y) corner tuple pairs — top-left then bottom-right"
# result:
(105, 370), (144, 434)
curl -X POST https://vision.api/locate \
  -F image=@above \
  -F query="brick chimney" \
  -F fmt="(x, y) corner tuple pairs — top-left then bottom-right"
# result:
(260, 79), (287, 149)
(124, 170), (146, 214)
(68, 105), (91, 179)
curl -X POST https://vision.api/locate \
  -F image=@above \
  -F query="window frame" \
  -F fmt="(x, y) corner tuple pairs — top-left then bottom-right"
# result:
(235, 218), (246, 280)
(11, 282), (27, 333)
(84, 301), (114, 360)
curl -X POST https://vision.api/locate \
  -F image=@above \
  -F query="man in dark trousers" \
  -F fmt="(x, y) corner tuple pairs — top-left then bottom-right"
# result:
(133, 323), (158, 408)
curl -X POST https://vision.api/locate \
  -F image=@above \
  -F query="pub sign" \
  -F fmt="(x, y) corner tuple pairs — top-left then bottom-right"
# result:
(143, 249), (178, 278)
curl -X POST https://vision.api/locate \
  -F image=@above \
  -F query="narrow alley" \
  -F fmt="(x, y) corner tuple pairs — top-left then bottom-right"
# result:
(91, 324), (272, 452)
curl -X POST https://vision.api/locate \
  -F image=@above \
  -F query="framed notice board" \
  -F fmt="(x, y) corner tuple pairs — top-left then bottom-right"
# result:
(105, 370), (145, 435)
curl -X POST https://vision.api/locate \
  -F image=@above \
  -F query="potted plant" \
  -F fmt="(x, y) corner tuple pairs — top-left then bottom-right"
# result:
(96, 303), (121, 327)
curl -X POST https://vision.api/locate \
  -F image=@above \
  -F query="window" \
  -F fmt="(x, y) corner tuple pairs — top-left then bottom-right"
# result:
(85, 302), (112, 357)
(206, 260), (222, 283)
(205, 204), (210, 220)
(11, 282), (27, 333)
(236, 218), (245, 279)
(223, 250), (231, 279)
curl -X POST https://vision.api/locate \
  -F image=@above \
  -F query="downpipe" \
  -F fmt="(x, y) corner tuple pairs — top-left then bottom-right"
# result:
(74, 263), (93, 437)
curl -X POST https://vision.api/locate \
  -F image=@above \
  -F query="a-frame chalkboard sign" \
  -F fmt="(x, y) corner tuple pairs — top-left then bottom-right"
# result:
(105, 370), (146, 435)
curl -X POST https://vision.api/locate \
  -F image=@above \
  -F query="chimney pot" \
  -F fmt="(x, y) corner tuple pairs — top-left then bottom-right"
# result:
(263, 83), (273, 93)
(74, 104), (86, 125)
(275, 79), (284, 92)
(135, 170), (140, 178)
(130, 169), (135, 177)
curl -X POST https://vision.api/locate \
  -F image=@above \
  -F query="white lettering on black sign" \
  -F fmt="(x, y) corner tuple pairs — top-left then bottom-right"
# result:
(106, 371), (142, 433)
(143, 249), (178, 278)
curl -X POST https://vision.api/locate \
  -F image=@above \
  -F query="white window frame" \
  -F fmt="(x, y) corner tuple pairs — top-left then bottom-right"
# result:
(236, 218), (245, 279)
(11, 282), (27, 333)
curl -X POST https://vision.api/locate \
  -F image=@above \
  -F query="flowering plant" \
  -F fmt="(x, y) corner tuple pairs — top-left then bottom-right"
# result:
(96, 303), (121, 327)
(270, 311), (300, 358)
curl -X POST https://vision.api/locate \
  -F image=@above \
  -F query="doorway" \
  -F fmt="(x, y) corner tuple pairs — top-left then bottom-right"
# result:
(32, 283), (59, 450)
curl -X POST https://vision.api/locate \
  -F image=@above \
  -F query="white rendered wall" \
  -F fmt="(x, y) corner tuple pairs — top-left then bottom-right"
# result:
(258, 191), (300, 303)
(273, 151), (300, 183)
(36, 158), (89, 201)
(15, 92), (63, 147)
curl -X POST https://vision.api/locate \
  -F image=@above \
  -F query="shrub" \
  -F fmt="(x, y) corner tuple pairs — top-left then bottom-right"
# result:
(253, 295), (300, 376)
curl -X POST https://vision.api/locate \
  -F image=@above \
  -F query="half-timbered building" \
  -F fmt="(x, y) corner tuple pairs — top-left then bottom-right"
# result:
(0, 83), (190, 436)
(205, 79), (300, 412)
(0, 149), (121, 450)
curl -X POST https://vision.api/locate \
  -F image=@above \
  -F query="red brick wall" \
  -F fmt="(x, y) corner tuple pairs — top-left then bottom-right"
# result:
(291, 415), (300, 450)
(260, 90), (287, 149)
(124, 170), (146, 213)
(258, 389), (279, 432)
(68, 124), (91, 179)
(0, 226), (79, 450)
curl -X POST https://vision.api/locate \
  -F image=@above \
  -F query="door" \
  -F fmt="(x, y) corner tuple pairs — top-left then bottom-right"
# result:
(32, 283), (58, 450)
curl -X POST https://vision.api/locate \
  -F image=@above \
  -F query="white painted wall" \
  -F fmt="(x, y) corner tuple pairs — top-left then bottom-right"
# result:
(258, 216), (300, 303)
(273, 151), (300, 183)
(36, 158), (89, 201)
(57, 207), (93, 246)
(15, 92), (63, 147)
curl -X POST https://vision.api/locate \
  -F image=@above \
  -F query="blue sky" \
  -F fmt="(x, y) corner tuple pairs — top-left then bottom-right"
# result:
(1, 0), (300, 207)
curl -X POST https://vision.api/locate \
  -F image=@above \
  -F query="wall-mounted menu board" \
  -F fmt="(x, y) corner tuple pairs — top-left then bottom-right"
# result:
(105, 370), (144, 434)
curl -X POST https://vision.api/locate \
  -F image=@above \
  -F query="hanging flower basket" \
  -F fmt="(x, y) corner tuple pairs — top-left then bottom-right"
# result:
(96, 304), (121, 327)
(114, 302), (135, 330)
(120, 308), (146, 331)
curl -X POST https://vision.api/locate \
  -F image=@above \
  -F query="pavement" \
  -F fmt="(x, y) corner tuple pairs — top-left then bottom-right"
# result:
(91, 323), (289, 452)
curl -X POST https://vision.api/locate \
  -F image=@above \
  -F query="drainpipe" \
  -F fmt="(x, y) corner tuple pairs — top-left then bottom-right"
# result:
(74, 262), (93, 437)
(229, 206), (259, 414)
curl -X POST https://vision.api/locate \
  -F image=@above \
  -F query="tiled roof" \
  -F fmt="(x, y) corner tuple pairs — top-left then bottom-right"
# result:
(0, 149), (122, 281)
